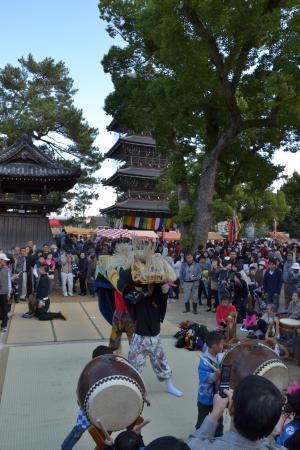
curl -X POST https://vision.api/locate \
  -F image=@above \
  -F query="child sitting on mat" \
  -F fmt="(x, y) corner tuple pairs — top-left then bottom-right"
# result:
(240, 310), (259, 332)
(215, 292), (237, 329)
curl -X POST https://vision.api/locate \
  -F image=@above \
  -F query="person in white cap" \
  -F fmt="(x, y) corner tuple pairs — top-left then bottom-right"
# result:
(0, 252), (10, 332)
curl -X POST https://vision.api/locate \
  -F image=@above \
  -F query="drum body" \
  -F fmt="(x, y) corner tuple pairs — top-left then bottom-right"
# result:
(221, 341), (288, 392)
(77, 354), (146, 431)
(279, 318), (300, 333)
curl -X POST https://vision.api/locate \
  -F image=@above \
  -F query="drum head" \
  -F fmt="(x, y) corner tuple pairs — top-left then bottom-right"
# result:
(221, 342), (289, 392)
(85, 376), (144, 431)
(280, 318), (300, 327)
(255, 364), (289, 392)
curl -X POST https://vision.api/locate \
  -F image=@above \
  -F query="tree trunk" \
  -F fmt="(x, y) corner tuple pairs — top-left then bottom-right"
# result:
(178, 181), (190, 235)
(192, 150), (220, 250)
(192, 127), (239, 250)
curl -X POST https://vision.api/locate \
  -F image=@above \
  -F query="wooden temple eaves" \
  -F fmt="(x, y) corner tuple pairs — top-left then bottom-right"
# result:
(0, 135), (81, 214)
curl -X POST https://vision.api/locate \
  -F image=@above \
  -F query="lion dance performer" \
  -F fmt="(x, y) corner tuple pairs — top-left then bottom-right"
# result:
(96, 240), (183, 397)
(109, 289), (135, 351)
(126, 283), (183, 397)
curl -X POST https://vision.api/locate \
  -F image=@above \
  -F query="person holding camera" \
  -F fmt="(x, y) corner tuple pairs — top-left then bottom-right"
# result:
(187, 375), (285, 450)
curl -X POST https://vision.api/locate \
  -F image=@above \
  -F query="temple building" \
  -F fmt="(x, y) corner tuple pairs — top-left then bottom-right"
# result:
(101, 120), (173, 230)
(0, 135), (81, 250)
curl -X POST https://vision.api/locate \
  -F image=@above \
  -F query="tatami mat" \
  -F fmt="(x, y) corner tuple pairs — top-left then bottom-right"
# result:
(7, 303), (53, 344)
(160, 319), (178, 336)
(6, 301), (178, 345)
(0, 340), (199, 450)
(82, 302), (112, 338)
(53, 302), (102, 341)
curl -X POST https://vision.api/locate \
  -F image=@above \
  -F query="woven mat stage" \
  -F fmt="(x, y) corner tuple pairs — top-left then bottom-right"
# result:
(1, 297), (298, 449)
(6, 301), (178, 345)
(0, 340), (199, 450)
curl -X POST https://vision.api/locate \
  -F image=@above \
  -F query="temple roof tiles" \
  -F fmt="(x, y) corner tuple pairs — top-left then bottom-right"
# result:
(101, 198), (170, 215)
(105, 135), (156, 159)
(0, 135), (81, 179)
(102, 166), (161, 186)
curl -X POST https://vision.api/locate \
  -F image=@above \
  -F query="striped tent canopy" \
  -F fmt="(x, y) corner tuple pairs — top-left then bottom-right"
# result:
(131, 230), (158, 239)
(96, 228), (132, 240)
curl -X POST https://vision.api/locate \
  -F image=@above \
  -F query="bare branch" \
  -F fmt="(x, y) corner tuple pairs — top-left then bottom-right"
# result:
(231, 41), (253, 89)
(37, 136), (80, 160)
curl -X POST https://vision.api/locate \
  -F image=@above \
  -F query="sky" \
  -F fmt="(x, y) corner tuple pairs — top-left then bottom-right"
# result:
(0, 0), (299, 216)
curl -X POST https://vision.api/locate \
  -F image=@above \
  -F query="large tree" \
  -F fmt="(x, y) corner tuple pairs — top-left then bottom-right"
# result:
(99, 0), (300, 248)
(0, 54), (102, 213)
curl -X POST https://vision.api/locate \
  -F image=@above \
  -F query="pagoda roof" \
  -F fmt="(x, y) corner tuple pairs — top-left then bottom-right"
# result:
(107, 118), (129, 134)
(0, 135), (81, 182)
(105, 135), (156, 160)
(102, 166), (161, 186)
(101, 198), (170, 216)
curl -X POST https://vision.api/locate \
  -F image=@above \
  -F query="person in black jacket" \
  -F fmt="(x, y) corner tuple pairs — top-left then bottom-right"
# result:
(127, 283), (183, 397)
(23, 265), (66, 321)
(233, 272), (249, 323)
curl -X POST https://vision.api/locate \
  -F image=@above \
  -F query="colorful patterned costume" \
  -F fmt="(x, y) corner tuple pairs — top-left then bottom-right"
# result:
(109, 291), (135, 350)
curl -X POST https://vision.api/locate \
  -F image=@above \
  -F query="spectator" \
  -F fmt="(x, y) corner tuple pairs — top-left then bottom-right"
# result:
(78, 252), (88, 296)
(44, 252), (56, 293)
(255, 260), (266, 289)
(287, 263), (300, 301)
(209, 258), (222, 312)
(86, 254), (97, 296)
(198, 254), (211, 307)
(233, 272), (248, 323)
(288, 292), (300, 320)
(0, 253), (10, 332)
(196, 331), (223, 435)
(215, 293), (237, 328)
(23, 265), (66, 321)
(172, 255), (182, 300)
(276, 381), (300, 447)
(187, 375), (284, 450)
(263, 259), (282, 312)
(61, 251), (75, 297)
(180, 253), (201, 314)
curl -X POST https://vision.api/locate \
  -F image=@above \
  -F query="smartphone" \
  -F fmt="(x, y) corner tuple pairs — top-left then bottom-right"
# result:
(219, 364), (232, 398)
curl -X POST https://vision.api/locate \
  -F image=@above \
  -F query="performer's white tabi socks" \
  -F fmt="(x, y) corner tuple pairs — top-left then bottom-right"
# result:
(165, 378), (183, 397)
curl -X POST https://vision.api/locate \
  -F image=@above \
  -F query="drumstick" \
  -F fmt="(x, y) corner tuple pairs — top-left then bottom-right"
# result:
(96, 418), (111, 441)
(134, 419), (151, 431)
(198, 353), (218, 372)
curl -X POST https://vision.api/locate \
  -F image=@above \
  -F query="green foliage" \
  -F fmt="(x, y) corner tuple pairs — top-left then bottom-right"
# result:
(280, 171), (300, 238)
(214, 186), (289, 229)
(211, 199), (234, 224)
(0, 54), (102, 213)
(180, 233), (193, 251)
(99, 1), (300, 243)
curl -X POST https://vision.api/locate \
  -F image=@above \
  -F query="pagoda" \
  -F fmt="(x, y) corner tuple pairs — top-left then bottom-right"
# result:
(101, 120), (172, 230)
(0, 135), (81, 250)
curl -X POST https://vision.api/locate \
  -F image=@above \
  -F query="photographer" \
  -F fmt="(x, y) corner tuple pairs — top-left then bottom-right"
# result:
(187, 375), (285, 450)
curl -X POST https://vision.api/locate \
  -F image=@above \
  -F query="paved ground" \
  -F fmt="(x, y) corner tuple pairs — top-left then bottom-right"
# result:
(0, 290), (299, 450)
